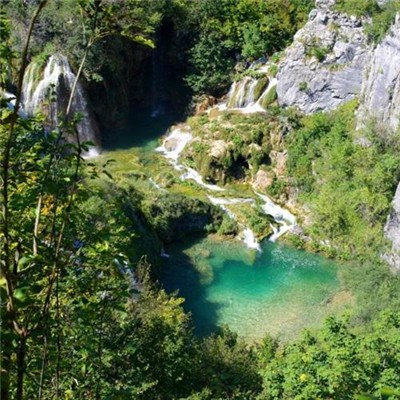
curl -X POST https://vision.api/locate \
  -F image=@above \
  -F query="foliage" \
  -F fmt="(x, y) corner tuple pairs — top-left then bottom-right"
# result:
(261, 312), (400, 399)
(185, 112), (275, 183)
(365, 0), (400, 43)
(184, 0), (314, 94)
(218, 215), (239, 236)
(335, 0), (379, 17)
(141, 192), (223, 242)
(286, 100), (400, 260)
(336, 0), (400, 44)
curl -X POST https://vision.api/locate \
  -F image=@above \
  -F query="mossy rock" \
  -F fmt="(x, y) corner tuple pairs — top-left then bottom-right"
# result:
(253, 78), (270, 101)
(259, 85), (277, 109)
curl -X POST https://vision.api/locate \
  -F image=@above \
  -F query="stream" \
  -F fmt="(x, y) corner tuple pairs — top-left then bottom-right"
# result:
(100, 105), (345, 341)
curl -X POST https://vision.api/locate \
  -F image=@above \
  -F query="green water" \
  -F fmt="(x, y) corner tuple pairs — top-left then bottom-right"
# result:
(100, 111), (346, 341)
(159, 237), (344, 341)
(102, 108), (177, 151)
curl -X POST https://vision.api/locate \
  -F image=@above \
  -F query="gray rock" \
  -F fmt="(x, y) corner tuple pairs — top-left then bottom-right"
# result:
(277, 1), (370, 113)
(253, 169), (274, 191)
(357, 15), (400, 133)
(384, 183), (400, 272)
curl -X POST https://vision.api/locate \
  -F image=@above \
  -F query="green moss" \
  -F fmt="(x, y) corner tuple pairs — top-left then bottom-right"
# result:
(268, 64), (278, 78)
(217, 215), (239, 236)
(259, 86), (277, 109)
(253, 78), (269, 101)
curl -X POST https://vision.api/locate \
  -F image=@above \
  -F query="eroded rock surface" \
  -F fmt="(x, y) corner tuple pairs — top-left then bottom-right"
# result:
(357, 15), (400, 133)
(277, 0), (369, 113)
(384, 184), (400, 272)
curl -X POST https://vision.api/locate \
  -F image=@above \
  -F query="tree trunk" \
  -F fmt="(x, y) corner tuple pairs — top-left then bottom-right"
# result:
(16, 336), (27, 400)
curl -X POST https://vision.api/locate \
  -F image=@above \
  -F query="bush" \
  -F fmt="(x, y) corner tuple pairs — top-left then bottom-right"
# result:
(335, 0), (379, 17)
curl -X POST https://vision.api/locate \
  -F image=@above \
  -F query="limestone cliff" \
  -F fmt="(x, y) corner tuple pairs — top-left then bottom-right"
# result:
(277, 0), (369, 113)
(384, 185), (400, 271)
(275, 0), (400, 270)
(357, 14), (400, 133)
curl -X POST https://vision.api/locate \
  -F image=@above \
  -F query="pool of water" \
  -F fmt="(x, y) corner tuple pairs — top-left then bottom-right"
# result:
(102, 108), (178, 151)
(159, 237), (344, 341)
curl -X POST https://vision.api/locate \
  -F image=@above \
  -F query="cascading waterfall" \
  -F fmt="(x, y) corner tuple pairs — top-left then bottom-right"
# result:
(227, 77), (259, 108)
(156, 126), (296, 250)
(218, 63), (277, 114)
(156, 126), (225, 192)
(21, 53), (101, 155)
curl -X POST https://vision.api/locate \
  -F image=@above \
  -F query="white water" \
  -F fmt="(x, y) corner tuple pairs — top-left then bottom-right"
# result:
(255, 192), (296, 242)
(155, 126), (192, 167)
(156, 126), (225, 192)
(217, 62), (278, 114)
(156, 124), (296, 250)
(207, 196), (260, 250)
(181, 167), (225, 192)
(21, 54), (100, 151)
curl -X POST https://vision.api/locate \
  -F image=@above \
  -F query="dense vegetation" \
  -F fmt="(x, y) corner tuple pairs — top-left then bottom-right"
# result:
(2, 1), (400, 399)
(4, 0), (314, 99)
(286, 101), (400, 260)
(335, 0), (400, 42)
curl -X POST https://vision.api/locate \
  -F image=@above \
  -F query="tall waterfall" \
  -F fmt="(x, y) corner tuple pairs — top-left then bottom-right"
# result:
(22, 54), (101, 154)
(151, 32), (167, 118)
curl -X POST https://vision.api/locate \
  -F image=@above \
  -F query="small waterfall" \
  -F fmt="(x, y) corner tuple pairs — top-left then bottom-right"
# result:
(22, 54), (101, 153)
(156, 126), (297, 250)
(227, 77), (259, 108)
(255, 191), (296, 241)
(155, 126), (193, 166)
(156, 126), (225, 191)
(208, 196), (260, 250)
(217, 63), (277, 114)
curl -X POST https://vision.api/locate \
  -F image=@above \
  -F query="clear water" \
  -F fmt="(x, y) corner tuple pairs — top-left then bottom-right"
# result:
(102, 108), (177, 151)
(159, 237), (342, 341)
(101, 110), (345, 342)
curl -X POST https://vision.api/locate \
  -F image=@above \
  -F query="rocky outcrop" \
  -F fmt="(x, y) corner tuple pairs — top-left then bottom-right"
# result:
(357, 15), (400, 133)
(384, 184), (400, 272)
(277, 0), (369, 113)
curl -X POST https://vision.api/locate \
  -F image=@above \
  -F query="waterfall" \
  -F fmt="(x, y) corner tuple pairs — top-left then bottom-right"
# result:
(227, 77), (259, 108)
(217, 62), (278, 114)
(157, 127), (297, 250)
(151, 31), (167, 118)
(156, 126), (225, 191)
(255, 191), (296, 241)
(21, 54), (101, 154)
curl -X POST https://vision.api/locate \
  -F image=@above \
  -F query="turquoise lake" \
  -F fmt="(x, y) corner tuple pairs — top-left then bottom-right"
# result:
(159, 237), (344, 341)
(102, 111), (347, 341)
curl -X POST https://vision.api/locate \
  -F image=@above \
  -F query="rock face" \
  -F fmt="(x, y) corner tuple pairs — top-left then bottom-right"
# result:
(277, 0), (369, 113)
(357, 15), (400, 133)
(384, 185), (400, 272)
(274, 0), (400, 270)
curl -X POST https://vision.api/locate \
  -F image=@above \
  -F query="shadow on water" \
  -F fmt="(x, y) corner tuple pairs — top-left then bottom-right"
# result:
(102, 107), (180, 151)
(156, 236), (343, 341)
(156, 235), (224, 337)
